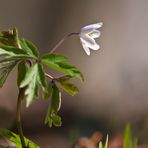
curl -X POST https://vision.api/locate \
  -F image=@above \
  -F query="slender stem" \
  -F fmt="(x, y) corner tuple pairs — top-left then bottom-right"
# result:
(14, 28), (27, 148)
(45, 73), (54, 80)
(16, 88), (26, 148)
(49, 32), (80, 54)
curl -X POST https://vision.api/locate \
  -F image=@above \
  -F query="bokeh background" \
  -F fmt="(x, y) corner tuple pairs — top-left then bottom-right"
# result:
(0, 0), (148, 147)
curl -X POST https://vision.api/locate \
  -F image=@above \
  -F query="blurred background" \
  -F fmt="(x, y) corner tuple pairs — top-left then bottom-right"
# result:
(0, 0), (148, 147)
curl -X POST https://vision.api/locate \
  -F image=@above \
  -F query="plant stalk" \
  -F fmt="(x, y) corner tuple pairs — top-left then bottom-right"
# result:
(16, 88), (26, 148)
(49, 32), (79, 54)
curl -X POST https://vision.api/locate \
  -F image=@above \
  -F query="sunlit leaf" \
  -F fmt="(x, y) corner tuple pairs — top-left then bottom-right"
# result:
(104, 134), (109, 148)
(37, 64), (48, 92)
(0, 129), (40, 148)
(0, 46), (28, 56)
(19, 38), (39, 58)
(20, 64), (39, 107)
(98, 141), (103, 148)
(42, 54), (83, 81)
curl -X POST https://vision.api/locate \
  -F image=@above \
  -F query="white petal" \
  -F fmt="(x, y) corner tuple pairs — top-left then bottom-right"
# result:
(81, 42), (90, 55)
(82, 22), (103, 31)
(80, 36), (100, 50)
(81, 28), (94, 35)
(89, 30), (101, 38)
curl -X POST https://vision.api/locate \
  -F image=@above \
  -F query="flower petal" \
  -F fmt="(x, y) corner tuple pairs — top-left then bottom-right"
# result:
(82, 22), (103, 31)
(80, 36), (100, 50)
(81, 42), (90, 55)
(81, 28), (94, 35)
(89, 30), (101, 38)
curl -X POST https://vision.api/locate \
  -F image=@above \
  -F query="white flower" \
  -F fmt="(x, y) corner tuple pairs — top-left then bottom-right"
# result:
(80, 22), (103, 55)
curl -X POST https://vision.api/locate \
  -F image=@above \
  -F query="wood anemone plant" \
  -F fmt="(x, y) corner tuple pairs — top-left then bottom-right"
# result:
(0, 28), (84, 148)
(0, 22), (102, 148)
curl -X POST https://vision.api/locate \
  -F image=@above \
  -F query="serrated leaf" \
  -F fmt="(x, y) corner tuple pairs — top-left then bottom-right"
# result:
(20, 64), (39, 107)
(17, 61), (27, 86)
(42, 54), (84, 81)
(0, 129), (40, 148)
(0, 62), (17, 87)
(19, 38), (39, 58)
(37, 64), (48, 92)
(51, 82), (61, 112)
(57, 80), (78, 96)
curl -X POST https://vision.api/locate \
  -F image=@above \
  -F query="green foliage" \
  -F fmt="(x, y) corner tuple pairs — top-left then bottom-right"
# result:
(123, 124), (138, 148)
(44, 107), (62, 127)
(0, 27), (83, 147)
(0, 129), (39, 148)
(98, 142), (103, 148)
(37, 64), (48, 93)
(19, 38), (39, 58)
(0, 46), (28, 57)
(42, 54), (84, 81)
(51, 82), (61, 112)
(17, 61), (27, 86)
(20, 64), (39, 107)
(56, 76), (79, 96)
(0, 27), (82, 125)
(98, 135), (109, 148)
(104, 134), (109, 148)
(0, 62), (16, 87)
(0, 28), (19, 47)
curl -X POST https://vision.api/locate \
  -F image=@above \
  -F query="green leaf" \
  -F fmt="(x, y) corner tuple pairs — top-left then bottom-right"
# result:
(44, 82), (53, 99)
(37, 64), (48, 92)
(51, 82), (61, 112)
(17, 61), (27, 86)
(42, 54), (84, 81)
(0, 46), (28, 57)
(57, 80), (79, 96)
(20, 64), (39, 107)
(124, 124), (131, 148)
(19, 38), (39, 58)
(51, 113), (62, 127)
(0, 29), (17, 46)
(42, 54), (68, 63)
(104, 134), (109, 148)
(44, 108), (62, 127)
(0, 129), (40, 148)
(0, 59), (13, 69)
(98, 141), (103, 148)
(0, 62), (17, 87)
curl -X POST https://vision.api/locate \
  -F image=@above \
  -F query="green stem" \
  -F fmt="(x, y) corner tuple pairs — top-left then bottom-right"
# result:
(16, 88), (26, 148)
